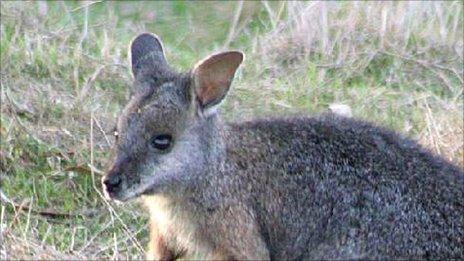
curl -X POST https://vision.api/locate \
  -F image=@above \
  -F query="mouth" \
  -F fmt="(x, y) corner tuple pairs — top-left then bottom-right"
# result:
(103, 186), (142, 202)
(102, 180), (159, 203)
(102, 186), (126, 202)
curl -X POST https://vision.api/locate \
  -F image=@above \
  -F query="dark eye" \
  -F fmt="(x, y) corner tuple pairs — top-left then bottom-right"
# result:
(151, 134), (172, 151)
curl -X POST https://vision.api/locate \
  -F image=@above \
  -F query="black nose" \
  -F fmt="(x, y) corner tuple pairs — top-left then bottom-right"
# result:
(103, 175), (122, 193)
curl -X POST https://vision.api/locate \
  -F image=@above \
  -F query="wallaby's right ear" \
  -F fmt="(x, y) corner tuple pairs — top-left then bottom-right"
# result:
(130, 33), (168, 76)
(192, 51), (244, 111)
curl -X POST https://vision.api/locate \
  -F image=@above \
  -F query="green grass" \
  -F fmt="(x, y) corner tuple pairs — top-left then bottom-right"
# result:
(1, 1), (462, 259)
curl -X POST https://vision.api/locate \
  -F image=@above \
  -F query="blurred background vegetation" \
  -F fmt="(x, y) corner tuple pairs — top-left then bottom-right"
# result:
(1, 1), (462, 259)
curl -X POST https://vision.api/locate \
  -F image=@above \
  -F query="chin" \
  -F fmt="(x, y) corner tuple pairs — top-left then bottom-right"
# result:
(109, 175), (177, 202)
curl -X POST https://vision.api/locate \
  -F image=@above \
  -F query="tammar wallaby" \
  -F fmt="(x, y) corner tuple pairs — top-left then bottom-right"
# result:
(102, 33), (464, 260)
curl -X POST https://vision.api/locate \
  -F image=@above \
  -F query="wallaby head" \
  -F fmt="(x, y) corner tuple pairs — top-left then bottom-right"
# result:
(102, 33), (243, 201)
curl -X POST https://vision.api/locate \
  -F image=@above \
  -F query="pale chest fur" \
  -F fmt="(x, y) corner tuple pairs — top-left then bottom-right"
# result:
(143, 195), (216, 260)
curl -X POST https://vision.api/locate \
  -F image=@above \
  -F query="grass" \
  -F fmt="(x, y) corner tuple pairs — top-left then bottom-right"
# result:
(1, 1), (462, 259)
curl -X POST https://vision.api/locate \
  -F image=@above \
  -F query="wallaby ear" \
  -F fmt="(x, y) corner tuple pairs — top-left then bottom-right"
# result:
(192, 51), (244, 110)
(130, 33), (168, 76)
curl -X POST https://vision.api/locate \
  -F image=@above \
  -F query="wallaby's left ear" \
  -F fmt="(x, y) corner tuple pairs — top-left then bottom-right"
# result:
(192, 51), (244, 110)
(130, 33), (168, 77)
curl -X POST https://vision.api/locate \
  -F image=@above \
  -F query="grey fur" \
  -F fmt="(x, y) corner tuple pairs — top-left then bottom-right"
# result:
(103, 33), (464, 260)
